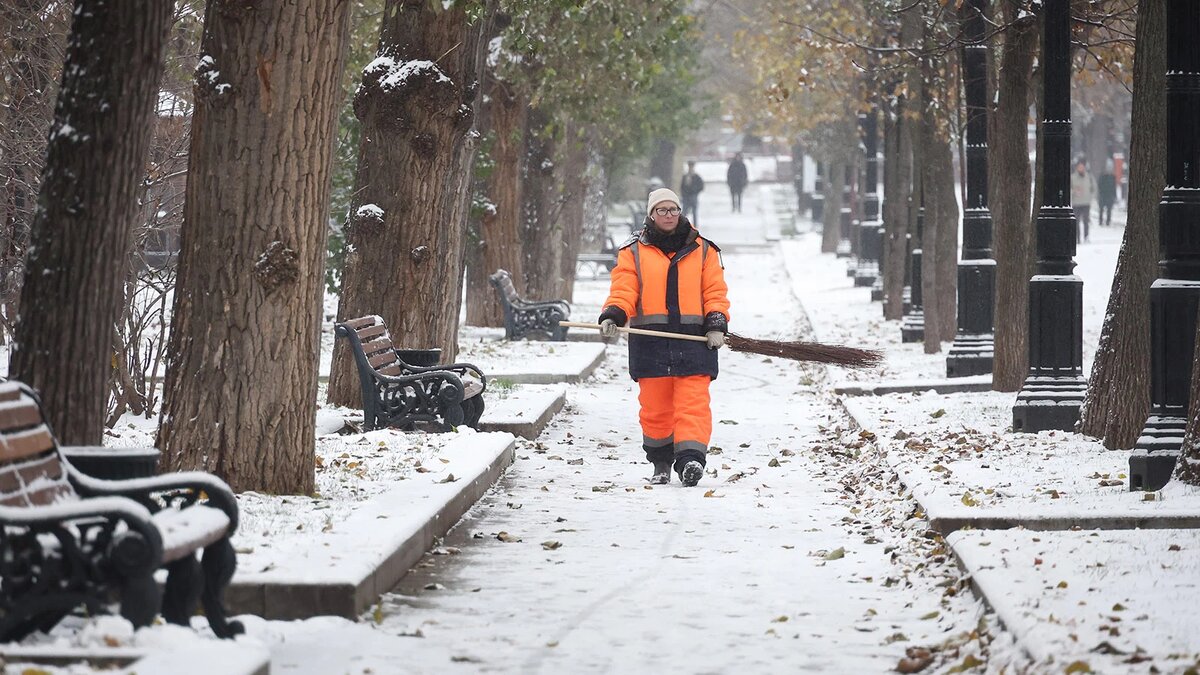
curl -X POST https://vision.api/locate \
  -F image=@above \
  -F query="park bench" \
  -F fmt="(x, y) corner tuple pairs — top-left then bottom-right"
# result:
(575, 234), (619, 279)
(488, 269), (570, 341)
(0, 381), (242, 641)
(335, 315), (486, 431)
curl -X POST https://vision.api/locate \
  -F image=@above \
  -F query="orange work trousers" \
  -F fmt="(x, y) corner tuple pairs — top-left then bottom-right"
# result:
(638, 375), (712, 463)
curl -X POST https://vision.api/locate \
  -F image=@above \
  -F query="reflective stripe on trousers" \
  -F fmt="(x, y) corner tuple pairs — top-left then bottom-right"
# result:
(637, 375), (712, 457)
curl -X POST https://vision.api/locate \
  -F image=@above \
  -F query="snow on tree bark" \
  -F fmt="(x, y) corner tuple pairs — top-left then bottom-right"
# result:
(157, 0), (350, 494)
(328, 1), (495, 410)
(10, 0), (171, 445)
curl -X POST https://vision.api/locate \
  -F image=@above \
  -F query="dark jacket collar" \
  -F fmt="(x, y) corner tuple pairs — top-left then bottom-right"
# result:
(640, 217), (698, 254)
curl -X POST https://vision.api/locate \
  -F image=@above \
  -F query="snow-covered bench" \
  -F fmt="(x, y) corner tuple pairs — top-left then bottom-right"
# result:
(0, 381), (242, 641)
(488, 269), (570, 341)
(575, 234), (619, 278)
(335, 315), (486, 431)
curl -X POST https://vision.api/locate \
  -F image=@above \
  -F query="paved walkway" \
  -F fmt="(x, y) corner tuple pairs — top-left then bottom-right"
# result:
(265, 186), (986, 673)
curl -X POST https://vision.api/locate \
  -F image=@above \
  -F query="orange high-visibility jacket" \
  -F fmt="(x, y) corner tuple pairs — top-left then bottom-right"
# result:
(602, 226), (730, 380)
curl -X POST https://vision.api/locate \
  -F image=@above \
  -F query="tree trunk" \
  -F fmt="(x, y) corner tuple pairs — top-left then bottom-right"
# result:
(328, 2), (494, 408)
(883, 100), (912, 320)
(10, 0), (170, 445)
(919, 123), (945, 353)
(0, 1), (70, 344)
(1078, 0), (1166, 448)
(821, 159), (844, 253)
(159, 0), (349, 494)
(649, 138), (676, 187)
(989, 8), (1037, 391)
(465, 76), (527, 327)
(521, 107), (561, 300)
(932, 131), (959, 342)
(557, 126), (589, 302)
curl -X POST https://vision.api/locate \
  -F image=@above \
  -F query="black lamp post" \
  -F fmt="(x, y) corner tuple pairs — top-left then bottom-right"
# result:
(946, 0), (996, 378)
(1012, 0), (1086, 433)
(812, 161), (825, 223)
(1129, 0), (1200, 491)
(901, 199), (925, 342)
(837, 165), (853, 259)
(855, 110), (881, 289)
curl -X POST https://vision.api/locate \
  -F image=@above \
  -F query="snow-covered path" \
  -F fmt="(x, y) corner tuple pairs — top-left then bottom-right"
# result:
(254, 188), (987, 673)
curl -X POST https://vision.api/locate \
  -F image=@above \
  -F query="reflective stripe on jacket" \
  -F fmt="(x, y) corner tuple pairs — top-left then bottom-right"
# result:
(603, 227), (731, 380)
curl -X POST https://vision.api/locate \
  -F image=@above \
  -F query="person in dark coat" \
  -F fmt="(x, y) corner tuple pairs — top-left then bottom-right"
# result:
(726, 152), (748, 213)
(1097, 159), (1117, 227)
(679, 160), (704, 226)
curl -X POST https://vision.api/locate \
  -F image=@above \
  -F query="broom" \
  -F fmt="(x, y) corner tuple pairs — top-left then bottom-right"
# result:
(558, 321), (882, 369)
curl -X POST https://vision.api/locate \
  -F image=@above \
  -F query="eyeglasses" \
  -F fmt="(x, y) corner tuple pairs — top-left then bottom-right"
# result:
(653, 206), (681, 216)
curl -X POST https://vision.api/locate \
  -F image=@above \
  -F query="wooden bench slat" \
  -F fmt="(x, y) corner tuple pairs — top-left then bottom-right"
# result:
(0, 466), (22, 498)
(356, 323), (388, 342)
(0, 382), (25, 403)
(360, 336), (394, 358)
(24, 482), (73, 507)
(378, 364), (403, 377)
(464, 381), (484, 399)
(0, 399), (45, 434)
(0, 425), (56, 463)
(342, 315), (380, 329)
(368, 351), (401, 370)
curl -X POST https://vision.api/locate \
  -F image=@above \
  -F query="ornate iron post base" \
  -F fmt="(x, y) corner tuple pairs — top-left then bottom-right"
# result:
(1128, 0), (1200, 491)
(1013, 274), (1086, 432)
(854, 221), (879, 287)
(836, 206), (852, 259)
(870, 223), (885, 300)
(946, 259), (995, 377)
(900, 249), (924, 342)
(1130, 281), (1200, 490)
(901, 207), (926, 342)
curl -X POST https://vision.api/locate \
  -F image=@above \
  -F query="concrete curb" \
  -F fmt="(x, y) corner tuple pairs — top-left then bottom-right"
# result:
(490, 346), (605, 384)
(833, 374), (992, 397)
(478, 387), (566, 440)
(1, 643), (271, 675)
(226, 436), (516, 620)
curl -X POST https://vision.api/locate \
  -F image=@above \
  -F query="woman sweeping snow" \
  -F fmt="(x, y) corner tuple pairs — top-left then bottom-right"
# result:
(597, 187), (731, 487)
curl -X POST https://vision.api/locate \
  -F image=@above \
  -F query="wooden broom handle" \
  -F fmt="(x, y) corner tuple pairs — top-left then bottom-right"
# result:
(557, 320), (710, 343)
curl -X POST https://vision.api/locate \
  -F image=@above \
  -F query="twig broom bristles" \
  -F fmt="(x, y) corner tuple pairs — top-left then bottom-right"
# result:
(558, 321), (883, 370)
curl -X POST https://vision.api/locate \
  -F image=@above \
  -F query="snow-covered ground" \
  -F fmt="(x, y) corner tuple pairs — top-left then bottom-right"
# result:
(11, 186), (1199, 673)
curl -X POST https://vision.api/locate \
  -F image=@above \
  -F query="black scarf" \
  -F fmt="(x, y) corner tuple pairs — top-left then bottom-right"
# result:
(643, 219), (692, 254)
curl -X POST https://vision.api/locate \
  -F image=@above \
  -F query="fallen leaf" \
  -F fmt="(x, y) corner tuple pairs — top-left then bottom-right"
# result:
(541, 540), (562, 550)
(930, 409), (946, 419)
(703, 489), (723, 498)
(496, 531), (522, 543)
(1064, 661), (1092, 674)
(768, 458), (780, 467)
(823, 547), (845, 561)
(438, 474), (458, 484)
(896, 647), (934, 673)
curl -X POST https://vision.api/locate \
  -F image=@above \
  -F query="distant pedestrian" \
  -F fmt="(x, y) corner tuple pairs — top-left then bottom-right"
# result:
(680, 160), (704, 226)
(1070, 159), (1097, 243)
(598, 187), (730, 487)
(726, 152), (748, 213)
(1097, 159), (1117, 227)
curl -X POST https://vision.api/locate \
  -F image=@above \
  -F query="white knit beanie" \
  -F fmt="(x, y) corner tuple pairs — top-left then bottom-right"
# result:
(647, 187), (681, 214)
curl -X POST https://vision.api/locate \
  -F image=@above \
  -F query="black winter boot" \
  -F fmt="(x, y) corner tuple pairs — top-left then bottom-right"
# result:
(679, 460), (704, 487)
(649, 459), (672, 485)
